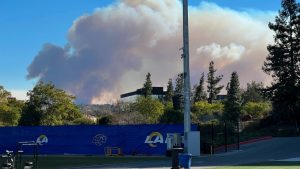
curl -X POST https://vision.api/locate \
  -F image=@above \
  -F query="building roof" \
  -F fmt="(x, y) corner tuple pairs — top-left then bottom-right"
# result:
(120, 87), (165, 98)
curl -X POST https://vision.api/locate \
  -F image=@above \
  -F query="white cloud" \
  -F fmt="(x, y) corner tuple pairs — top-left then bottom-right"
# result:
(196, 43), (246, 60)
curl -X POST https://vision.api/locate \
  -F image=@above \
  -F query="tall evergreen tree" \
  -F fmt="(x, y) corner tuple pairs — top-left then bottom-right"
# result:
(165, 78), (174, 102)
(193, 73), (207, 102)
(207, 61), (224, 104)
(174, 73), (184, 110)
(242, 81), (265, 104)
(223, 71), (242, 123)
(143, 72), (152, 98)
(175, 73), (184, 95)
(262, 0), (300, 123)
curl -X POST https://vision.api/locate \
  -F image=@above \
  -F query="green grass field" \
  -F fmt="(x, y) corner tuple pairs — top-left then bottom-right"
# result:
(1, 155), (167, 169)
(1, 155), (300, 169)
(214, 161), (300, 169)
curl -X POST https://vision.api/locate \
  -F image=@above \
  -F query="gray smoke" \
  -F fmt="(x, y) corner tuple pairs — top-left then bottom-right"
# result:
(27, 1), (275, 104)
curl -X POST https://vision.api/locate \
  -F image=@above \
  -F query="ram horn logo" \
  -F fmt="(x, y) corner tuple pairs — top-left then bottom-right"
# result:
(144, 132), (164, 147)
(36, 134), (48, 145)
(92, 134), (107, 146)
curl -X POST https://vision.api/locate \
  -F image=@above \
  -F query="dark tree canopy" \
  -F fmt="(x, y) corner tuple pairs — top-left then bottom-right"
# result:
(165, 78), (174, 102)
(174, 73), (184, 95)
(19, 82), (82, 126)
(174, 73), (184, 110)
(159, 108), (183, 124)
(242, 81), (265, 104)
(193, 73), (207, 102)
(223, 71), (242, 123)
(207, 61), (224, 104)
(143, 72), (152, 98)
(262, 0), (300, 122)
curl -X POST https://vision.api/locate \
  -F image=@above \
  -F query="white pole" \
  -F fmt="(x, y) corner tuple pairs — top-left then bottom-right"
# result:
(182, 0), (191, 153)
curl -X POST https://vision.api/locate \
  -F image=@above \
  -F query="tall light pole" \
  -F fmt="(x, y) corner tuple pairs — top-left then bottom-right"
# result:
(182, 0), (191, 153)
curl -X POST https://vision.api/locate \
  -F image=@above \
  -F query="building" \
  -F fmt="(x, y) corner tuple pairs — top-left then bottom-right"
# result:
(216, 94), (227, 101)
(120, 87), (165, 102)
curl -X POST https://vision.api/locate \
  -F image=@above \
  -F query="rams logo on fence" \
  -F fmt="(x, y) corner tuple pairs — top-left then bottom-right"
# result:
(36, 134), (48, 145)
(144, 132), (166, 147)
(92, 134), (107, 146)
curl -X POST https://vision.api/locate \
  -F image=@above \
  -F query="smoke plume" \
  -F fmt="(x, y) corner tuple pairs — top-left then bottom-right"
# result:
(27, 0), (274, 104)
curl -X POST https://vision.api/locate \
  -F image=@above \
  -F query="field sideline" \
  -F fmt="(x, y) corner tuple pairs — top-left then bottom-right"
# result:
(1, 155), (300, 169)
(1, 138), (300, 169)
(0, 155), (167, 169)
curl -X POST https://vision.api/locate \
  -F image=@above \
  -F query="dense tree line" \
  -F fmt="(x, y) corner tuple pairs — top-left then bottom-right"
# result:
(0, 83), (94, 126)
(0, 63), (271, 126)
(116, 63), (270, 125)
(263, 0), (300, 125)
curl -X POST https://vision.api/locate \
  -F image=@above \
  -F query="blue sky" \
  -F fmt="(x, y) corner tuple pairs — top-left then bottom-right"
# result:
(0, 0), (289, 99)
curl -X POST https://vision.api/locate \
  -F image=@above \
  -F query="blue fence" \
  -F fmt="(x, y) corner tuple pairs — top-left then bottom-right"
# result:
(0, 124), (197, 155)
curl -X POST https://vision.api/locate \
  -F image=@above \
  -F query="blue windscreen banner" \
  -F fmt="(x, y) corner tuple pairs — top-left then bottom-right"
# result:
(0, 124), (198, 155)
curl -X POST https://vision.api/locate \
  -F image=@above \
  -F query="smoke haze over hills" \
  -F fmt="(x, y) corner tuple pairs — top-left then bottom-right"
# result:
(27, 0), (274, 104)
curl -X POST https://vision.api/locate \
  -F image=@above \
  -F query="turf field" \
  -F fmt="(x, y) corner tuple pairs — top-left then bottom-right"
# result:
(214, 161), (300, 169)
(1, 155), (300, 169)
(0, 155), (167, 169)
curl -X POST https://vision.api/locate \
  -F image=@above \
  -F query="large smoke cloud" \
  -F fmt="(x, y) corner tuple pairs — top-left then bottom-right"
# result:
(27, 0), (274, 104)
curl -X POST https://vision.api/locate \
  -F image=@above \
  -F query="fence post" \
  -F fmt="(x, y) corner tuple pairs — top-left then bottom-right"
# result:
(224, 122), (227, 152)
(237, 121), (240, 151)
(211, 123), (214, 154)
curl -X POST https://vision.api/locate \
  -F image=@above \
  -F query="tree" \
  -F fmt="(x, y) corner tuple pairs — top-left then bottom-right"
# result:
(19, 82), (83, 126)
(159, 101), (183, 124)
(0, 86), (23, 126)
(193, 73), (207, 102)
(223, 71), (242, 123)
(143, 72), (152, 97)
(0, 86), (11, 104)
(207, 61), (224, 104)
(174, 73), (184, 110)
(165, 78), (174, 102)
(241, 102), (271, 121)
(133, 97), (164, 124)
(174, 73), (184, 95)
(72, 117), (95, 125)
(159, 108), (183, 124)
(242, 81), (265, 104)
(192, 101), (224, 124)
(262, 0), (300, 123)
(0, 101), (22, 126)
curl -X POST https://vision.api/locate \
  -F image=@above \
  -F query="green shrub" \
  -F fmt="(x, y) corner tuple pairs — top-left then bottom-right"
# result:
(192, 101), (224, 123)
(159, 108), (183, 124)
(72, 117), (95, 125)
(241, 102), (271, 120)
